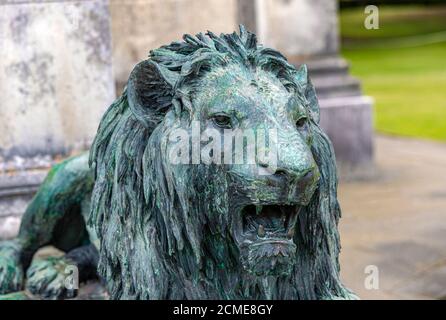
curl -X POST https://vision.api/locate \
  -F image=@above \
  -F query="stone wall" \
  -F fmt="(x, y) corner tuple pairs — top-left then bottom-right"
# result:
(0, 0), (116, 239)
(110, 0), (239, 91)
(0, 0), (116, 160)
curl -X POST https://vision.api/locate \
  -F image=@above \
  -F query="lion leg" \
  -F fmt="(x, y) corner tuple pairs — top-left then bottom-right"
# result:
(0, 153), (94, 295)
(0, 239), (25, 294)
(26, 244), (99, 300)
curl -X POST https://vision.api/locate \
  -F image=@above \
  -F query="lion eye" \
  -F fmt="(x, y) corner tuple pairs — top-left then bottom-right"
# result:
(213, 115), (232, 129)
(295, 117), (307, 128)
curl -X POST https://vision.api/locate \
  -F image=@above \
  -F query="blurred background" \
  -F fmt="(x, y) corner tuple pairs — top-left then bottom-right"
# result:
(338, 0), (446, 300)
(0, 0), (445, 299)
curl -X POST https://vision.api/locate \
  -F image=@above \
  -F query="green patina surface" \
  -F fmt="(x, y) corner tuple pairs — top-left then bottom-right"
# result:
(0, 154), (95, 299)
(0, 26), (354, 300)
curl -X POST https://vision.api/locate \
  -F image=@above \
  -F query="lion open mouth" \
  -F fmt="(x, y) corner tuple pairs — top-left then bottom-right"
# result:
(238, 204), (302, 276)
(242, 204), (300, 242)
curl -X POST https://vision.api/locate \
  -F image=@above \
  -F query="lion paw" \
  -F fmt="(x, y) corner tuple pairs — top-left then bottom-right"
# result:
(0, 240), (24, 294)
(26, 257), (77, 300)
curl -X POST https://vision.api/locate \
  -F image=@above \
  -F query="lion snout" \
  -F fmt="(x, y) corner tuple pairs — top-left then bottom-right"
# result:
(263, 159), (319, 192)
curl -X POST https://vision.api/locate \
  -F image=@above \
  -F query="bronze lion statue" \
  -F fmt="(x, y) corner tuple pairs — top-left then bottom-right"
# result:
(0, 26), (355, 300)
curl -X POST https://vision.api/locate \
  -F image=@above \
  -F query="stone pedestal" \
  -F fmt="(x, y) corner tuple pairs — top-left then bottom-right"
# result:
(305, 57), (374, 166)
(0, 164), (49, 239)
(0, 0), (115, 239)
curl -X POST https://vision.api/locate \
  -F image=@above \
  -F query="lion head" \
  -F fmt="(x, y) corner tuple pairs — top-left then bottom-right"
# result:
(89, 26), (355, 300)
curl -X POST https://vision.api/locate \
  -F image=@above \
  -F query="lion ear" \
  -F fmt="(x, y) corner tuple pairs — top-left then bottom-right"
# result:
(127, 60), (179, 128)
(295, 64), (320, 124)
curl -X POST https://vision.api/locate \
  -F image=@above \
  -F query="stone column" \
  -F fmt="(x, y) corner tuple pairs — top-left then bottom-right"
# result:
(0, 0), (116, 239)
(238, 0), (374, 170)
(254, 0), (339, 58)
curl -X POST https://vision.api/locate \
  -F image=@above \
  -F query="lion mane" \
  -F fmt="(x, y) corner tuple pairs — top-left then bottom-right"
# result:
(89, 26), (355, 300)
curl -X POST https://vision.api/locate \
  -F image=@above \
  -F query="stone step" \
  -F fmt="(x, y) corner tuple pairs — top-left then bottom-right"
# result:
(319, 95), (373, 109)
(305, 57), (350, 76)
(0, 171), (49, 240)
(312, 75), (362, 98)
(293, 56), (363, 98)
(0, 171), (48, 217)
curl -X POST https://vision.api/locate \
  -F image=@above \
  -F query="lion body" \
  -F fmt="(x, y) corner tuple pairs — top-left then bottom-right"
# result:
(0, 26), (355, 300)
(88, 27), (355, 300)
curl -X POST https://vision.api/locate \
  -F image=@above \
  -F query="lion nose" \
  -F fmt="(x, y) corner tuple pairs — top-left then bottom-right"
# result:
(272, 166), (313, 184)
(259, 161), (314, 185)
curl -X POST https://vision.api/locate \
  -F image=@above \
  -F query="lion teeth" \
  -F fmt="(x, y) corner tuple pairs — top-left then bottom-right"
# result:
(258, 224), (265, 237)
(287, 227), (295, 239)
(281, 215), (286, 224)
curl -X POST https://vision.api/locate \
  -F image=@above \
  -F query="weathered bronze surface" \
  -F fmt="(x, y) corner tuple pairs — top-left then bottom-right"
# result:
(0, 26), (355, 300)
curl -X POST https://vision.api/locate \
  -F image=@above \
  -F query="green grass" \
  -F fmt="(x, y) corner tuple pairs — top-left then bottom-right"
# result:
(340, 5), (446, 141)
